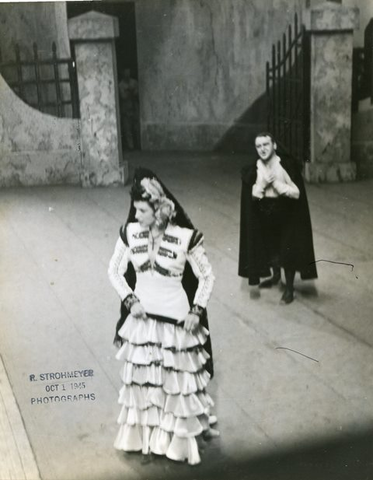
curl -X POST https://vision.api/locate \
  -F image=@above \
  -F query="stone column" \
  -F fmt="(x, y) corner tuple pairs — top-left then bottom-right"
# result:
(304, 2), (359, 182)
(68, 11), (126, 187)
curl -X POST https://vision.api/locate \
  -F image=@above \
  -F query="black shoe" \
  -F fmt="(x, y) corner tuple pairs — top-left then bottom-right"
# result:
(259, 275), (281, 289)
(280, 289), (294, 304)
(250, 288), (261, 299)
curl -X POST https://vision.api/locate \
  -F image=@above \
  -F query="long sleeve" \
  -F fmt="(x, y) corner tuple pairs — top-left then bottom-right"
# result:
(186, 239), (215, 308)
(108, 236), (134, 301)
(272, 168), (300, 199)
(252, 166), (266, 199)
(252, 183), (264, 199)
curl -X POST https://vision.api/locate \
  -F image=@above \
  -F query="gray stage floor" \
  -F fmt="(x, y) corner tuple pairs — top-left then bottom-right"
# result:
(1, 151), (372, 480)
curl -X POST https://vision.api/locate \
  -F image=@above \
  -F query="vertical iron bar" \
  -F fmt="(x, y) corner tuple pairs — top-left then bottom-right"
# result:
(69, 43), (80, 119)
(288, 23), (293, 158)
(277, 40), (281, 142)
(52, 42), (63, 117)
(300, 31), (304, 164)
(371, 34), (373, 105)
(302, 25), (311, 164)
(15, 44), (24, 99)
(294, 15), (299, 162)
(266, 61), (270, 131)
(283, 33), (287, 152)
(272, 45), (276, 136)
(295, 13), (298, 42)
(33, 43), (43, 112)
(68, 59), (79, 119)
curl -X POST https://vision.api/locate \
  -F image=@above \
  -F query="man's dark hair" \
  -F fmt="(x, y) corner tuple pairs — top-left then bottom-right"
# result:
(254, 132), (276, 143)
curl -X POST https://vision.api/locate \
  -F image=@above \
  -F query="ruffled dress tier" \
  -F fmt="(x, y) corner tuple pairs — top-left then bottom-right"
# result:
(114, 313), (213, 465)
(108, 223), (216, 465)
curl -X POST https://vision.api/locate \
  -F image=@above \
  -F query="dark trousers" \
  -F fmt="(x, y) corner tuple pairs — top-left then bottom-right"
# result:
(258, 198), (288, 269)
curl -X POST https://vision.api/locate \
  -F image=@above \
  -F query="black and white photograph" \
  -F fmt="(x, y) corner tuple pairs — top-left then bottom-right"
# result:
(0, 0), (373, 479)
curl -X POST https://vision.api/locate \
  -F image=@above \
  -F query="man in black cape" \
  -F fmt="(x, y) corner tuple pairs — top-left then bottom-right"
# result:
(238, 132), (317, 304)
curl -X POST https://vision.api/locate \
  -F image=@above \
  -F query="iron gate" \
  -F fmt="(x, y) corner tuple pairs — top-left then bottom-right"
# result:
(266, 13), (310, 166)
(0, 42), (79, 119)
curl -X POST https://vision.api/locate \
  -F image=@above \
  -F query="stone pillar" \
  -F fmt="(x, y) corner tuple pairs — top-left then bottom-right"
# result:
(304, 2), (359, 183)
(68, 11), (126, 187)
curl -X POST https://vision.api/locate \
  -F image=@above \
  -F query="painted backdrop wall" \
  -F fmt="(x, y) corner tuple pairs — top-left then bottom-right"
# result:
(135, 0), (306, 151)
(0, 2), (70, 60)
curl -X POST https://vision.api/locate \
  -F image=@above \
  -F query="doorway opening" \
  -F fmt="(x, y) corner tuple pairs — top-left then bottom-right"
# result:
(67, 1), (141, 151)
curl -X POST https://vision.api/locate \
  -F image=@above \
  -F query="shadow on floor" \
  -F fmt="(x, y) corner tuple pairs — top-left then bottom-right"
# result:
(214, 93), (267, 154)
(103, 428), (373, 480)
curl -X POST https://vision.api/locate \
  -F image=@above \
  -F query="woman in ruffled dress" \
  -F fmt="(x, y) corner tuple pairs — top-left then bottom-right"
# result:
(108, 168), (218, 465)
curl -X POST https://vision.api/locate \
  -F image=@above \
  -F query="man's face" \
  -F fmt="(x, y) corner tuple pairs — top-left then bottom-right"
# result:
(255, 136), (276, 162)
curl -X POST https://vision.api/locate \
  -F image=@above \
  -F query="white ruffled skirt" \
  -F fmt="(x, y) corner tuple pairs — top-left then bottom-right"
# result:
(114, 314), (214, 465)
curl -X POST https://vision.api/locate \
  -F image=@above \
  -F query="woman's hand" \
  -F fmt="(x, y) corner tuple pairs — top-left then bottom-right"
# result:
(183, 313), (200, 332)
(130, 302), (147, 319)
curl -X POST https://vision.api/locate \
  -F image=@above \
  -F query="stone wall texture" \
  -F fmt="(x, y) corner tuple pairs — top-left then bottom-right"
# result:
(68, 11), (125, 187)
(0, 75), (81, 187)
(136, 0), (305, 151)
(308, 0), (371, 47)
(72, 40), (124, 186)
(304, 1), (358, 183)
(0, 2), (70, 60)
(0, 3), (72, 116)
(310, 32), (353, 165)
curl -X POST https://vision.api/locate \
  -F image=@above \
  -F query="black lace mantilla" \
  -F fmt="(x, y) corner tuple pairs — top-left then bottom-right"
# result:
(114, 168), (214, 378)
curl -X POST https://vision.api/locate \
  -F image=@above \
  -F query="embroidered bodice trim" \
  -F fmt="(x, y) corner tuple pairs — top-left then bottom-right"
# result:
(138, 260), (152, 273)
(108, 222), (215, 307)
(133, 231), (150, 240)
(163, 233), (181, 245)
(154, 261), (182, 278)
(132, 245), (148, 255)
(159, 246), (177, 259)
(136, 259), (182, 277)
(129, 224), (183, 277)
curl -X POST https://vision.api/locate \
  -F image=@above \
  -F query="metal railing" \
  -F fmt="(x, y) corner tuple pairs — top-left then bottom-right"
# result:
(266, 13), (310, 165)
(0, 42), (79, 118)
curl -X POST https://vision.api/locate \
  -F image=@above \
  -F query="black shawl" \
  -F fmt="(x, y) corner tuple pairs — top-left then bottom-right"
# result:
(113, 168), (214, 377)
(238, 155), (318, 285)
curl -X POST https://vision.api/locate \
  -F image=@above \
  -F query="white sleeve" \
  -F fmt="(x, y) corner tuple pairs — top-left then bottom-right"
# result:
(252, 183), (265, 199)
(272, 170), (300, 199)
(186, 240), (215, 308)
(108, 236), (134, 301)
(252, 167), (266, 199)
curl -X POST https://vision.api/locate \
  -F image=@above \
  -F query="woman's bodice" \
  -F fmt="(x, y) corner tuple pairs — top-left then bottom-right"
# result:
(108, 222), (215, 316)
(126, 222), (192, 279)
